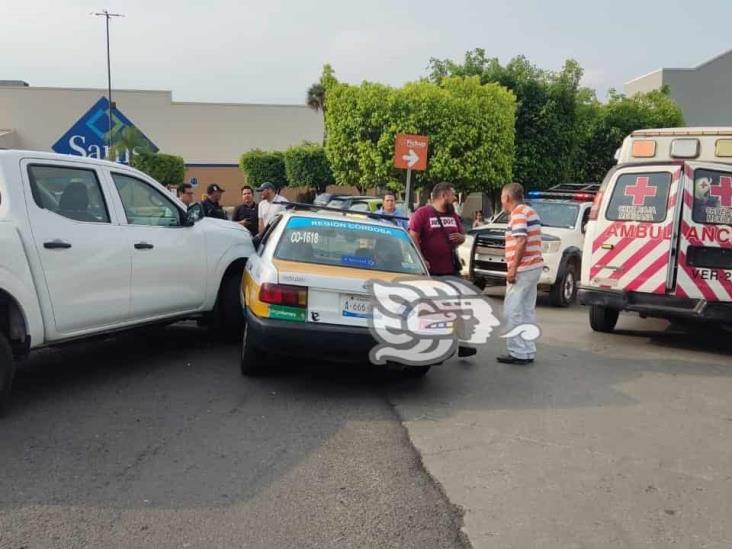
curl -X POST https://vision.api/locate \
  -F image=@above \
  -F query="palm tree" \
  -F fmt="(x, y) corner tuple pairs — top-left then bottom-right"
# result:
(306, 82), (325, 113)
(106, 127), (152, 163)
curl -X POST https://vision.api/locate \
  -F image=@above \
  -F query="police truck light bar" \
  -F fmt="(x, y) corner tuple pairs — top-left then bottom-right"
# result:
(527, 183), (599, 202)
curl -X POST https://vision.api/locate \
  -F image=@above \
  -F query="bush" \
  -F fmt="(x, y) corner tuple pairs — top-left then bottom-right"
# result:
(283, 143), (333, 192)
(239, 150), (287, 189)
(132, 152), (185, 186)
(324, 77), (516, 194)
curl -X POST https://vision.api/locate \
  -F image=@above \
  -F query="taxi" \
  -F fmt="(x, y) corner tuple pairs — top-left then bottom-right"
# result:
(240, 207), (429, 375)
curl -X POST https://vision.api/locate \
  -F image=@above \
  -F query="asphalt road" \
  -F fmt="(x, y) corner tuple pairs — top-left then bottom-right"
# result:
(0, 324), (467, 549)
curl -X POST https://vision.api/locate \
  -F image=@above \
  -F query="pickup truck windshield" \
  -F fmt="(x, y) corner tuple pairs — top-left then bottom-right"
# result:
(492, 202), (580, 229)
(275, 216), (425, 274)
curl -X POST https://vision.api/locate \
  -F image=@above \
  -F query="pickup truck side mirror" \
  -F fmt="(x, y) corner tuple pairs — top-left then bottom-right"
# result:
(184, 203), (204, 226)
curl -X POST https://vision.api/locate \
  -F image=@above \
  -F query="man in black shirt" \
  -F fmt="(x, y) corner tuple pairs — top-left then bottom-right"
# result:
(232, 185), (258, 236)
(202, 183), (228, 220)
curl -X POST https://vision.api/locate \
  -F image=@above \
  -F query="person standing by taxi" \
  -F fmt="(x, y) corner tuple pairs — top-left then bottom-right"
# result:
(376, 191), (409, 230)
(497, 182), (543, 365)
(408, 182), (465, 276)
(232, 185), (258, 236)
(202, 184), (228, 220)
(257, 182), (289, 237)
(409, 182), (475, 358)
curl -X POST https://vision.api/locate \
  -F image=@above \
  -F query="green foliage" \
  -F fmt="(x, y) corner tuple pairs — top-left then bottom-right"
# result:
(306, 63), (339, 114)
(239, 149), (287, 188)
(324, 76), (516, 194)
(428, 50), (587, 189)
(131, 151), (185, 186)
(107, 126), (153, 163)
(283, 143), (333, 192)
(428, 49), (686, 188)
(578, 88), (685, 181)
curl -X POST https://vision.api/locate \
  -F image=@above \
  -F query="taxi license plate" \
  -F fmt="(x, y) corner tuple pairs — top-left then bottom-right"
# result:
(341, 294), (372, 319)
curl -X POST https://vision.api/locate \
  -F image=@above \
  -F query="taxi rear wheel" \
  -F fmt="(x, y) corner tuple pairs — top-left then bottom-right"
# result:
(240, 323), (266, 376)
(402, 365), (431, 378)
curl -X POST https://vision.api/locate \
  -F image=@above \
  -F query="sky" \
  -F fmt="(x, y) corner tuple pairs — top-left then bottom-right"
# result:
(2, 0), (731, 105)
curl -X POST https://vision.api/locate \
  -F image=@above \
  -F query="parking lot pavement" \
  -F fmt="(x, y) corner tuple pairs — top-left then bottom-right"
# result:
(0, 324), (466, 549)
(388, 289), (732, 548)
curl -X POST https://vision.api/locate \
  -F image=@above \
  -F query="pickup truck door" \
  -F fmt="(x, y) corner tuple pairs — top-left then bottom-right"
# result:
(22, 160), (131, 336)
(107, 171), (206, 319)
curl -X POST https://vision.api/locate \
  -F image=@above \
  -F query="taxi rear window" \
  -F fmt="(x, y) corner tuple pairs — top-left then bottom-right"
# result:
(606, 172), (671, 223)
(275, 217), (425, 274)
(693, 168), (732, 225)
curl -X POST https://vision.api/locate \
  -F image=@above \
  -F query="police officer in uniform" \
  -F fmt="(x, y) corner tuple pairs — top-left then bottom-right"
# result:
(202, 183), (228, 220)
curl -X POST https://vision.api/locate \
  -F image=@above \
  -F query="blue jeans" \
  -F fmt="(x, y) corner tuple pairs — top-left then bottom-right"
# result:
(503, 267), (541, 359)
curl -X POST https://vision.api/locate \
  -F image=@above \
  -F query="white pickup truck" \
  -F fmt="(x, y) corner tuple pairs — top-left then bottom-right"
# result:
(0, 150), (255, 412)
(468, 184), (598, 307)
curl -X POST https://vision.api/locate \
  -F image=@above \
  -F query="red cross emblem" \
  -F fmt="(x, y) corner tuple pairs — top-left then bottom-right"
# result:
(710, 175), (732, 207)
(624, 176), (657, 206)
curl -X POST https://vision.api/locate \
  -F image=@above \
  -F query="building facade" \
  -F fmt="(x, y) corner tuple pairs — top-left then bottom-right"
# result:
(0, 83), (324, 206)
(625, 50), (732, 127)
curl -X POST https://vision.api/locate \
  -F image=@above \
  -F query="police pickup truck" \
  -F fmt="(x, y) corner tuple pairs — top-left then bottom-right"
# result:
(0, 150), (255, 412)
(469, 184), (598, 307)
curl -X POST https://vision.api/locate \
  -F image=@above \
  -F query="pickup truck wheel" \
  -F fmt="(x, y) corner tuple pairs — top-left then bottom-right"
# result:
(240, 324), (266, 376)
(550, 262), (577, 307)
(212, 271), (245, 342)
(0, 333), (15, 415)
(589, 305), (620, 333)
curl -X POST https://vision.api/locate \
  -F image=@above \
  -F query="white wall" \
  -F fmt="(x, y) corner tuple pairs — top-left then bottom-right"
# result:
(0, 86), (324, 163)
(624, 51), (732, 126)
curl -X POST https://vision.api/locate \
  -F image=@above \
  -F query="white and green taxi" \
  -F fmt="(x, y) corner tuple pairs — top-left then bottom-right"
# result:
(241, 209), (429, 374)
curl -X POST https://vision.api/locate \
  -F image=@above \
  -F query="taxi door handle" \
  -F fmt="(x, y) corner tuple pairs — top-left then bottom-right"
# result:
(134, 242), (154, 250)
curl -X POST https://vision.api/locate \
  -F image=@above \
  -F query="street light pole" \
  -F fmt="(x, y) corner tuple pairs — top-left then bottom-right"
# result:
(93, 9), (124, 155)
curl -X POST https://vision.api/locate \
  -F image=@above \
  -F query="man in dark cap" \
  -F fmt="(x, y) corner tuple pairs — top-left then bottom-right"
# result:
(202, 183), (228, 220)
(257, 182), (289, 236)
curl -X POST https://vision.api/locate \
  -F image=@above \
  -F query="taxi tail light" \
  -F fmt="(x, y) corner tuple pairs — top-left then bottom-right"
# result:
(259, 283), (308, 308)
(588, 190), (604, 221)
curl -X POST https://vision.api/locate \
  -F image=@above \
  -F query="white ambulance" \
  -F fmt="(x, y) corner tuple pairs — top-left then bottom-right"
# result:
(579, 128), (732, 332)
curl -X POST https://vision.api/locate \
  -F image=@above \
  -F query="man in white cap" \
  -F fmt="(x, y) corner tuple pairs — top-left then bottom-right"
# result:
(257, 182), (289, 236)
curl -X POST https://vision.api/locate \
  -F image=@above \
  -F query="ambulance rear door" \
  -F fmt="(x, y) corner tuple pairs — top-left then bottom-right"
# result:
(674, 162), (732, 302)
(585, 164), (682, 294)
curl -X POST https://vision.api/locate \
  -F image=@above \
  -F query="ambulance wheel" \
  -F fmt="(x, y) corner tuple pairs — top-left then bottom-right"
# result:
(0, 333), (15, 416)
(240, 323), (266, 376)
(550, 263), (578, 307)
(212, 271), (245, 342)
(403, 365), (431, 378)
(589, 305), (619, 333)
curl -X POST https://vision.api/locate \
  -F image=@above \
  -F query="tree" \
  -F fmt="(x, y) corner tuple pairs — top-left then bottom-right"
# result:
(239, 149), (287, 189)
(579, 87), (685, 181)
(106, 126), (153, 163)
(324, 76), (516, 195)
(306, 64), (338, 144)
(428, 50), (589, 189)
(132, 152), (185, 186)
(283, 143), (333, 193)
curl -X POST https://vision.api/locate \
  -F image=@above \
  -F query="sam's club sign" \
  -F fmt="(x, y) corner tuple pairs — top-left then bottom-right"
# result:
(52, 96), (158, 163)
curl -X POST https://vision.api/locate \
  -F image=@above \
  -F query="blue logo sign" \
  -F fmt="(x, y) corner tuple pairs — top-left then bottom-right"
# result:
(52, 96), (158, 162)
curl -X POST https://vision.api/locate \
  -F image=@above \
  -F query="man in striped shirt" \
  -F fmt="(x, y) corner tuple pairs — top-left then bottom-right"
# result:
(497, 182), (543, 365)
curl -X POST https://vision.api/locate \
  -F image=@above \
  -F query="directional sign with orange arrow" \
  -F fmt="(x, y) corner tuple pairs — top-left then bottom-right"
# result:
(394, 133), (428, 171)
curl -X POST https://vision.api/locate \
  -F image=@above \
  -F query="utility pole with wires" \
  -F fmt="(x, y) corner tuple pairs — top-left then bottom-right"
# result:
(92, 9), (124, 155)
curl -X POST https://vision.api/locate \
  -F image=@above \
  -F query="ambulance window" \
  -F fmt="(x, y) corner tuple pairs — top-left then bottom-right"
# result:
(692, 169), (732, 225)
(605, 172), (671, 223)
